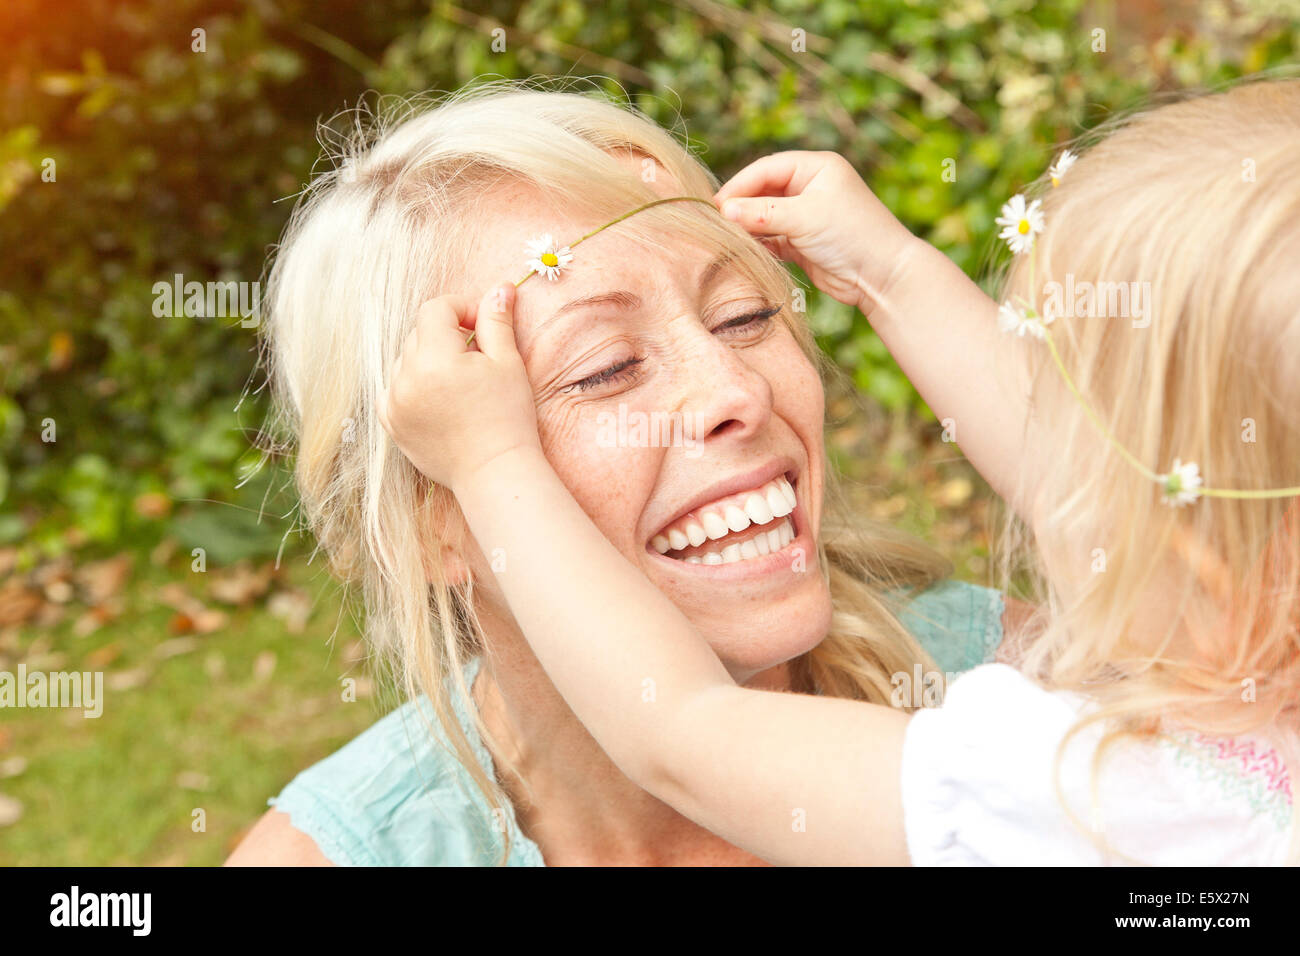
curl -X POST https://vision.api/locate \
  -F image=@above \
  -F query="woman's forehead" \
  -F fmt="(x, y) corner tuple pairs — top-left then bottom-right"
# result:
(465, 204), (719, 335)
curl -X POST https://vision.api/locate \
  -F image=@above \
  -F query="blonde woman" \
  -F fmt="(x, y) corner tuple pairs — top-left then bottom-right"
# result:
(226, 80), (1015, 867)
(377, 80), (1299, 865)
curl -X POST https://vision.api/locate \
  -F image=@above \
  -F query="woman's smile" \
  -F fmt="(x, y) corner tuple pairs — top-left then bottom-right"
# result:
(643, 461), (812, 581)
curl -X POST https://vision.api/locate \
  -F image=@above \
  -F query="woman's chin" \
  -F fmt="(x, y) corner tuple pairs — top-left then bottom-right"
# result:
(691, 587), (834, 680)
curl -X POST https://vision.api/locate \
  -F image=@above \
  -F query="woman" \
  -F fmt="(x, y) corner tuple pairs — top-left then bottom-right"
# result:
(226, 80), (1013, 866)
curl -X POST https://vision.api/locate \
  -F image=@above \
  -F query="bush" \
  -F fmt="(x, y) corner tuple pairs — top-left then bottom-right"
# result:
(2, 0), (1296, 554)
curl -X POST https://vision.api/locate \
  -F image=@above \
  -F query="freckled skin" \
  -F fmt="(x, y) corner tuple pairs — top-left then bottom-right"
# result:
(231, 164), (839, 867)
(456, 176), (832, 680)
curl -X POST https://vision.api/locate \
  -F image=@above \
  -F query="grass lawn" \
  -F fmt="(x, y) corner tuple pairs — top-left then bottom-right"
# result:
(0, 549), (380, 866)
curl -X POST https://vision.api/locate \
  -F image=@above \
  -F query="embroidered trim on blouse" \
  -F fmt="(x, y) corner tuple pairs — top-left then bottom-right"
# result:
(1161, 732), (1293, 831)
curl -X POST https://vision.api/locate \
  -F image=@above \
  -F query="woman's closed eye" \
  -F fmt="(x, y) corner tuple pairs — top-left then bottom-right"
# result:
(560, 304), (782, 394)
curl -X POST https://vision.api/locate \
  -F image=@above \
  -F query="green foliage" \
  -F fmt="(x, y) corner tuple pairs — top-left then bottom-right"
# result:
(2, 0), (1297, 550)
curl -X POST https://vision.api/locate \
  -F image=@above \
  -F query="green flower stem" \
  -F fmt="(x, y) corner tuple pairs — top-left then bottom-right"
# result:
(1042, 324), (1300, 500)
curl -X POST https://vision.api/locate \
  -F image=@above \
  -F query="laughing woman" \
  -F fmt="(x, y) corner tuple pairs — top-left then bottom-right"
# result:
(225, 80), (1015, 867)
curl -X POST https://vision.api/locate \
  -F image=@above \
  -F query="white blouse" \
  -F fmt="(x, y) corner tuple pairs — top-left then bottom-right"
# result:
(901, 663), (1294, 865)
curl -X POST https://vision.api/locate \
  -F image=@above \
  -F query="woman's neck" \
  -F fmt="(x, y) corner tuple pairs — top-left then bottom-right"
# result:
(471, 639), (793, 866)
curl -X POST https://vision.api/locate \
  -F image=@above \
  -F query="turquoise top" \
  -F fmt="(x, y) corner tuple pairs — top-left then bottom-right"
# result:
(268, 579), (1004, 866)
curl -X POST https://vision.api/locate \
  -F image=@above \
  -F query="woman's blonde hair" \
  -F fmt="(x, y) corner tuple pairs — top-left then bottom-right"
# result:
(996, 77), (1300, 859)
(261, 77), (950, 863)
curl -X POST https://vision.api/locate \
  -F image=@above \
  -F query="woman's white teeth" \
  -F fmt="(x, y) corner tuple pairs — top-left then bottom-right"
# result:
(701, 511), (730, 540)
(724, 505), (750, 533)
(744, 493), (774, 525)
(661, 516), (795, 566)
(769, 525), (788, 552)
(653, 476), (800, 563)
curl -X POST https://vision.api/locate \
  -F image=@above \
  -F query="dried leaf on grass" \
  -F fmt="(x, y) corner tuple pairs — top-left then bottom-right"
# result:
(267, 588), (311, 634)
(208, 562), (275, 607)
(74, 554), (132, 606)
(0, 794), (23, 827)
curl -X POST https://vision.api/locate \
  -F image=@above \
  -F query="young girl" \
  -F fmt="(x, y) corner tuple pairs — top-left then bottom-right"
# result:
(380, 80), (1300, 865)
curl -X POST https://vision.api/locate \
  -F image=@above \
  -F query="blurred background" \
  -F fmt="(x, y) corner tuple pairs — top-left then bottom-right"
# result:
(0, 0), (1296, 864)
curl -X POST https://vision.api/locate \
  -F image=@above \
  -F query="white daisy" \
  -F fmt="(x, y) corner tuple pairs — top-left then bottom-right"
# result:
(1158, 459), (1204, 507)
(524, 234), (575, 281)
(1049, 149), (1078, 187)
(996, 194), (1045, 255)
(997, 301), (1052, 340)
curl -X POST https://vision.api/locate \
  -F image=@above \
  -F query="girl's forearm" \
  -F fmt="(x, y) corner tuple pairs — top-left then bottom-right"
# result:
(862, 239), (1033, 511)
(451, 446), (736, 785)
(452, 446), (913, 866)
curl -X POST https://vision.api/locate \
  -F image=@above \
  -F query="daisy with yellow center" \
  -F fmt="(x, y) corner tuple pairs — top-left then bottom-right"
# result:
(1049, 149), (1077, 187)
(995, 194), (1045, 255)
(524, 233), (575, 281)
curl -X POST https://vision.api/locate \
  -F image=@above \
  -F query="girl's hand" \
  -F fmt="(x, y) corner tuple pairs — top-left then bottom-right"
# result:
(714, 151), (919, 314)
(720, 151), (1028, 514)
(379, 282), (540, 492)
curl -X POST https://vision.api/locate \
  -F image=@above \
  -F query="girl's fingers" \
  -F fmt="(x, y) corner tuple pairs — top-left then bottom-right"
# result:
(713, 151), (813, 204)
(756, 234), (797, 263)
(469, 282), (519, 360)
(719, 194), (803, 239)
(414, 295), (475, 357)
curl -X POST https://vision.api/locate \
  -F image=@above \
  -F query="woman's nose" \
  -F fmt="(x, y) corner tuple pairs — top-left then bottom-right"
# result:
(672, 333), (773, 444)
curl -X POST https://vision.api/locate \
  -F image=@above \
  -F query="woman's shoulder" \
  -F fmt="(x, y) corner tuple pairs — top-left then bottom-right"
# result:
(895, 578), (1005, 674)
(234, 660), (542, 867)
(225, 806), (335, 866)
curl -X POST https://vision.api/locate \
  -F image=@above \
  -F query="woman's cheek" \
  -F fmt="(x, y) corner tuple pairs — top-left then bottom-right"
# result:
(535, 400), (585, 464)
(764, 341), (824, 427)
(537, 400), (639, 502)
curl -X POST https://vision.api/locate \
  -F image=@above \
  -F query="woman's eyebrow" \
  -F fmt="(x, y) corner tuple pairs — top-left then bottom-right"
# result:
(530, 254), (743, 351)
(697, 252), (734, 290)
(540, 252), (735, 332)
(548, 289), (642, 324)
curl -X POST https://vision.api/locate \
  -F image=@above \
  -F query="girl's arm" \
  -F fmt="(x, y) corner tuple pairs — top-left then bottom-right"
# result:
(716, 152), (1033, 513)
(453, 443), (912, 867)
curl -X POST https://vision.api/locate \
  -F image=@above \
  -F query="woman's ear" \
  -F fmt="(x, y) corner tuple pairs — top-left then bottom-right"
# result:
(436, 540), (472, 588)
(420, 482), (473, 588)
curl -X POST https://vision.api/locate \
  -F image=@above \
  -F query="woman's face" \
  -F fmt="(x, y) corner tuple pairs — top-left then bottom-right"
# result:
(457, 174), (831, 680)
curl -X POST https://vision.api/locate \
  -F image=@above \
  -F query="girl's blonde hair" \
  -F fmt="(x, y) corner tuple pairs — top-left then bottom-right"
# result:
(997, 78), (1300, 858)
(261, 78), (949, 863)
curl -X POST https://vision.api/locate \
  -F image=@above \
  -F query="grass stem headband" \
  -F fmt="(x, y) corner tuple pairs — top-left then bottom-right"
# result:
(996, 151), (1300, 506)
(464, 195), (717, 347)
